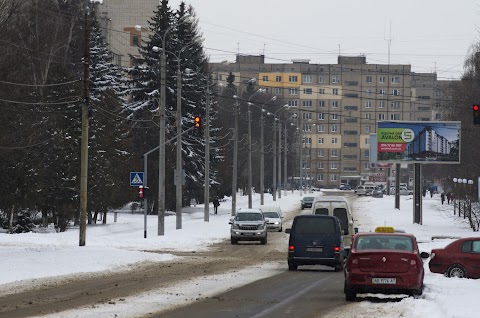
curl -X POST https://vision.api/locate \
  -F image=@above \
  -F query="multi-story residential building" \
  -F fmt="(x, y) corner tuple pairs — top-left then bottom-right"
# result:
(210, 55), (447, 188)
(94, 0), (158, 67)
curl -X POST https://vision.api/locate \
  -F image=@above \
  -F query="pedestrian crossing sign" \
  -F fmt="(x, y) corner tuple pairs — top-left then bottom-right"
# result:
(130, 172), (144, 186)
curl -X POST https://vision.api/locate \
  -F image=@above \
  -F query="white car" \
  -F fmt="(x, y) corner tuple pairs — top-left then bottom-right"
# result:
(260, 206), (283, 232)
(390, 186), (413, 195)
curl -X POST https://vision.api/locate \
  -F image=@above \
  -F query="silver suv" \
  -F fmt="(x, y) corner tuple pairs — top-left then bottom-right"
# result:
(229, 209), (267, 245)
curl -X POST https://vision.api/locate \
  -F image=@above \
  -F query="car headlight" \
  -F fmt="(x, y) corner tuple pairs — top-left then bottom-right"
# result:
(257, 224), (265, 230)
(232, 224), (240, 229)
(274, 222), (280, 225)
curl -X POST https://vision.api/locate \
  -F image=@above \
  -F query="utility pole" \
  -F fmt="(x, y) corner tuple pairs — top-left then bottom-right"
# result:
(299, 114), (303, 196)
(260, 109), (265, 205)
(273, 119), (277, 201)
(204, 78), (210, 221)
(176, 62), (182, 229)
(248, 104), (252, 208)
(278, 121), (282, 199)
(232, 97), (239, 216)
(284, 121), (288, 196)
(79, 0), (91, 246)
(158, 48), (166, 236)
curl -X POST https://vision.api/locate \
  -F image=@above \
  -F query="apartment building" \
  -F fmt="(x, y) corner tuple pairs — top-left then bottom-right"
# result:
(210, 55), (445, 188)
(94, 0), (159, 67)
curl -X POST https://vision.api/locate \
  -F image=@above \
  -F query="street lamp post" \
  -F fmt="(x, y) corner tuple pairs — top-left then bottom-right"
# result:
(257, 96), (276, 205)
(279, 114), (296, 196)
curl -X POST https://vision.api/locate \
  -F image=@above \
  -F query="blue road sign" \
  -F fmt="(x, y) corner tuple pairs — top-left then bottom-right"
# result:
(130, 172), (144, 186)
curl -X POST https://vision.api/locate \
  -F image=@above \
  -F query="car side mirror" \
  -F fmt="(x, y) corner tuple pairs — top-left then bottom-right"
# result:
(420, 252), (429, 259)
(285, 228), (291, 234)
(354, 227), (359, 234)
(229, 217), (234, 225)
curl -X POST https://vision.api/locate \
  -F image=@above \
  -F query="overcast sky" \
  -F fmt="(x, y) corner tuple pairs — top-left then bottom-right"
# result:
(170, 0), (480, 80)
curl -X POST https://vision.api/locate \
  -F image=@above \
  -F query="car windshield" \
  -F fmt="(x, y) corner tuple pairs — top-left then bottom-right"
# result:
(303, 197), (314, 202)
(236, 213), (263, 221)
(355, 235), (413, 252)
(262, 212), (279, 218)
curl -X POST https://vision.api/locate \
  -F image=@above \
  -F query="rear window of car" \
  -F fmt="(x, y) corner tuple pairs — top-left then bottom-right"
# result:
(236, 213), (263, 221)
(355, 235), (413, 251)
(294, 218), (336, 234)
(314, 208), (329, 215)
(333, 208), (348, 231)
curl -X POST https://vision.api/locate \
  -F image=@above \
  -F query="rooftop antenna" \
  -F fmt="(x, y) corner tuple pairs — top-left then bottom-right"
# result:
(338, 44), (341, 56)
(262, 43), (266, 55)
(384, 20), (393, 65)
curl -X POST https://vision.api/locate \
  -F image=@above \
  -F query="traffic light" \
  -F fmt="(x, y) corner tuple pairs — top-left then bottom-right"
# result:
(474, 105), (480, 125)
(139, 186), (143, 198)
(194, 116), (201, 129)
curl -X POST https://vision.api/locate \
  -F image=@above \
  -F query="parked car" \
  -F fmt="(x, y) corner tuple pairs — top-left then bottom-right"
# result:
(429, 237), (480, 278)
(355, 185), (376, 196)
(340, 184), (352, 190)
(300, 196), (315, 209)
(286, 215), (344, 271)
(260, 206), (283, 232)
(344, 226), (429, 301)
(371, 187), (384, 198)
(229, 209), (267, 245)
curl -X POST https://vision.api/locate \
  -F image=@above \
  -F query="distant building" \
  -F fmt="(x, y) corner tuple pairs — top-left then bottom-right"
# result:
(210, 55), (455, 188)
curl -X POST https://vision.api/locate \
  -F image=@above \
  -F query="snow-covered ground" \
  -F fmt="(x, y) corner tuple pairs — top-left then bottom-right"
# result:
(1, 190), (479, 318)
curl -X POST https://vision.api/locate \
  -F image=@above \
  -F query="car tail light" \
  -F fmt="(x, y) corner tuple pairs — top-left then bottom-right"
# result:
(289, 245), (294, 251)
(334, 246), (341, 253)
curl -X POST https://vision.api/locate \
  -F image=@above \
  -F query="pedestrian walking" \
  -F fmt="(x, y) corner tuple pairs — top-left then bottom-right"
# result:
(441, 192), (445, 205)
(447, 192), (451, 204)
(213, 198), (220, 214)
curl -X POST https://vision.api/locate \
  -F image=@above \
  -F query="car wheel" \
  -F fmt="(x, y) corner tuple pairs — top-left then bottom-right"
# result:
(261, 236), (267, 245)
(288, 262), (298, 271)
(278, 226), (283, 232)
(230, 238), (237, 245)
(334, 263), (343, 272)
(447, 264), (467, 278)
(344, 283), (356, 301)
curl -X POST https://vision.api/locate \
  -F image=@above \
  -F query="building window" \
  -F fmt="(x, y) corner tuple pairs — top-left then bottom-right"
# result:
(364, 126), (370, 133)
(319, 88), (325, 95)
(287, 100), (298, 107)
(317, 173), (324, 181)
(332, 137), (338, 144)
(331, 162), (338, 169)
(364, 162), (371, 169)
(330, 174), (338, 182)
(303, 112), (312, 120)
(318, 100), (325, 107)
(317, 125), (324, 132)
(303, 75), (312, 83)
(390, 113), (400, 120)
(435, 113), (441, 120)
(365, 100), (372, 108)
(303, 88), (313, 95)
(366, 89), (372, 96)
(379, 101), (385, 108)
(275, 75), (282, 82)
(262, 75), (269, 82)
(332, 75), (340, 83)
(332, 113), (338, 120)
(331, 125), (338, 132)
(304, 124), (312, 132)
(274, 87), (282, 95)
(366, 76), (373, 83)
(331, 149), (338, 157)
(332, 100), (338, 108)
(318, 162), (324, 169)
(318, 137), (324, 144)
(288, 75), (298, 83)
(318, 113), (325, 120)
(390, 101), (401, 108)
(365, 138), (369, 145)
(318, 149), (324, 157)
(319, 75), (325, 83)
(391, 76), (401, 84)
(378, 113), (385, 120)
(303, 100), (313, 107)
(379, 89), (386, 95)
(303, 162), (310, 169)
(379, 76), (386, 83)
(364, 150), (369, 158)
(332, 88), (339, 95)
(304, 137), (312, 144)
(289, 88), (298, 95)
(392, 89), (401, 96)
(365, 113), (372, 120)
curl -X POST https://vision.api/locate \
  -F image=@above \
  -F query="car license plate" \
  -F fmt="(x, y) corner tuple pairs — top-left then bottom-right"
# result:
(372, 278), (396, 284)
(306, 247), (323, 252)
(243, 233), (254, 236)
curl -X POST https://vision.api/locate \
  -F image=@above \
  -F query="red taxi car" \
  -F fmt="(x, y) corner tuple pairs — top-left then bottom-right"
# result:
(429, 237), (480, 278)
(344, 227), (429, 301)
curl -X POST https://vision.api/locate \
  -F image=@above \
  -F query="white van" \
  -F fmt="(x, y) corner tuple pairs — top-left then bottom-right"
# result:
(355, 185), (376, 196)
(311, 196), (357, 255)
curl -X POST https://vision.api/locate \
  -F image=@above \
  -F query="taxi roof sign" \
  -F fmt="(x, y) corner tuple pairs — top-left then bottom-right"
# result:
(375, 226), (395, 233)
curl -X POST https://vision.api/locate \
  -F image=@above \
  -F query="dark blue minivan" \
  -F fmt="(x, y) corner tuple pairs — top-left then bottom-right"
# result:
(286, 215), (344, 271)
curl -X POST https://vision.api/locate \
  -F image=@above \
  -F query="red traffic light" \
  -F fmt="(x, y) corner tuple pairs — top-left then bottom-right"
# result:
(139, 186), (143, 198)
(474, 105), (479, 111)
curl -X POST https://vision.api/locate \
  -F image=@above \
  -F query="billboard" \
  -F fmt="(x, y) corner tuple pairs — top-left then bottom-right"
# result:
(376, 121), (461, 164)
